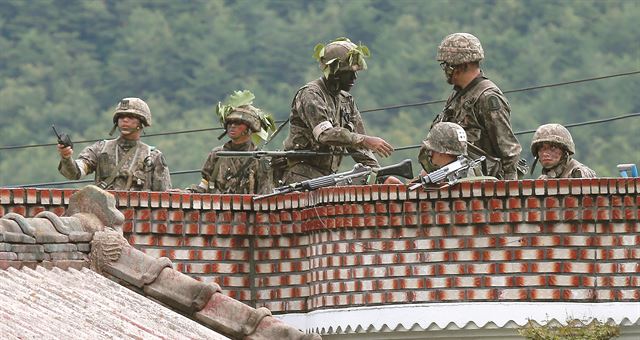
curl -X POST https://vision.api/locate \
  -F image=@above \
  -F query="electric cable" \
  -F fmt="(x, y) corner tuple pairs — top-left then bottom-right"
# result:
(1, 70), (637, 151)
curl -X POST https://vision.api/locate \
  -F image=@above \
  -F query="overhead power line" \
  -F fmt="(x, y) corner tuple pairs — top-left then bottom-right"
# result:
(1, 70), (637, 152)
(360, 70), (640, 113)
(10, 111), (640, 188)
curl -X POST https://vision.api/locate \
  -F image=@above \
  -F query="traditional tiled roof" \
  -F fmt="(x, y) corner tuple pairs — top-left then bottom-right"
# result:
(0, 185), (320, 340)
(0, 266), (229, 339)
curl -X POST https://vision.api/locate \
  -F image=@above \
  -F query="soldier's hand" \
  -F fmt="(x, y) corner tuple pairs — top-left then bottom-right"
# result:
(383, 176), (404, 185)
(57, 144), (73, 159)
(362, 136), (394, 158)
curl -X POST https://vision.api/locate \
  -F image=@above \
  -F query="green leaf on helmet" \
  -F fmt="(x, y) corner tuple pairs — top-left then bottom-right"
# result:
(253, 128), (269, 143)
(215, 102), (227, 125)
(313, 43), (325, 61)
(323, 67), (331, 79)
(226, 90), (255, 108)
(333, 37), (349, 42)
(324, 58), (338, 66)
(359, 45), (370, 57)
(216, 90), (257, 127)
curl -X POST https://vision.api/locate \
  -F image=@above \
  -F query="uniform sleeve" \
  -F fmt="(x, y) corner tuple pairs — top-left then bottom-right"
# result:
(477, 90), (522, 178)
(200, 148), (221, 182)
(58, 142), (101, 180)
(296, 88), (365, 147)
(150, 150), (171, 191)
(342, 96), (378, 167)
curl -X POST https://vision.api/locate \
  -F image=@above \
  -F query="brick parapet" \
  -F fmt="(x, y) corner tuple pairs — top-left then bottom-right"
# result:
(2, 177), (639, 312)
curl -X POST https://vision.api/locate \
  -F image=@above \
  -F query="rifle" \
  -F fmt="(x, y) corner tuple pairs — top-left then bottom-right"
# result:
(254, 159), (414, 200)
(51, 125), (73, 149)
(409, 155), (485, 191)
(216, 150), (350, 158)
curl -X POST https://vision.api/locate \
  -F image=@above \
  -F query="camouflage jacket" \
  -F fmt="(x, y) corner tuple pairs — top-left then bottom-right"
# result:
(282, 77), (378, 182)
(433, 76), (522, 179)
(58, 137), (171, 191)
(192, 140), (273, 195)
(538, 158), (597, 179)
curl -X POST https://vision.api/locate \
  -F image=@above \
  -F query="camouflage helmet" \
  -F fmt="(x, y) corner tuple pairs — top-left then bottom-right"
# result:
(224, 105), (262, 132)
(530, 123), (575, 156)
(436, 33), (484, 65)
(216, 90), (276, 142)
(423, 122), (468, 155)
(113, 97), (152, 127)
(314, 37), (370, 78)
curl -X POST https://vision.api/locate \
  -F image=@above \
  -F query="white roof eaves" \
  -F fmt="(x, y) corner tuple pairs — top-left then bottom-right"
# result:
(276, 302), (640, 335)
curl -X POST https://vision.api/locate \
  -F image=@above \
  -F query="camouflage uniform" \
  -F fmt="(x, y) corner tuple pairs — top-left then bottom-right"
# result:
(58, 98), (171, 191)
(191, 140), (273, 194)
(418, 122), (482, 178)
(188, 96), (275, 195)
(531, 124), (596, 179)
(433, 33), (522, 180)
(282, 38), (378, 184)
(282, 77), (378, 183)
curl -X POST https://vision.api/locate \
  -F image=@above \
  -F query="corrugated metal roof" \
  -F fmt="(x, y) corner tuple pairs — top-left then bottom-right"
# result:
(0, 266), (229, 340)
(278, 302), (640, 336)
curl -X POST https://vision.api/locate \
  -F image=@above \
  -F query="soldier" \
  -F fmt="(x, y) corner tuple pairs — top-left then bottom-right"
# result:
(432, 32), (523, 180)
(186, 90), (275, 194)
(57, 97), (171, 191)
(386, 122), (484, 185)
(530, 123), (596, 179)
(418, 122), (481, 176)
(281, 37), (394, 184)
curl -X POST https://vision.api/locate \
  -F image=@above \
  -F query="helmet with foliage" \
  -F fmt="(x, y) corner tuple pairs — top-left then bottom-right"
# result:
(216, 90), (275, 142)
(530, 123), (575, 156)
(313, 37), (370, 78)
(423, 122), (468, 155)
(436, 33), (484, 65)
(113, 97), (152, 127)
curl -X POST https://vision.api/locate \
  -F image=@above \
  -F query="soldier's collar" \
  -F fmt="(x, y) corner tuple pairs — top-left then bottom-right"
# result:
(541, 157), (570, 178)
(116, 136), (139, 149)
(321, 77), (342, 96)
(226, 140), (254, 151)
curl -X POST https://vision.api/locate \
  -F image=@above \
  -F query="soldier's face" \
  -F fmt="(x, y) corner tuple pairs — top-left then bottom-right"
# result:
(431, 150), (457, 168)
(118, 114), (142, 138)
(336, 70), (358, 92)
(227, 121), (249, 140)
(440, 62), (456, 85)
(537, 143), (564, 168)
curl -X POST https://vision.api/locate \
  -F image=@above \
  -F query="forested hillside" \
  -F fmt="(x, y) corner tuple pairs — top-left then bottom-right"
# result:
(0, 0), (638, 188)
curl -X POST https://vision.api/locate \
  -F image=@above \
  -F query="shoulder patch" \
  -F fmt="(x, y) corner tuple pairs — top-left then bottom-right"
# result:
(487, 95), (502, 111)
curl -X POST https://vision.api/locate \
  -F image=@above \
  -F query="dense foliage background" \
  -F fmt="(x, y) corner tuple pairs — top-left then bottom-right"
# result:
(0, 0), (638, 188)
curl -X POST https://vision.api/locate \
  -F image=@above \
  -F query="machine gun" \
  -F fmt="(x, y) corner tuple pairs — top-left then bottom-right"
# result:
(409, 155), (485, 191)
(51, 125), (73, 149)
(254, 159), (414, 200)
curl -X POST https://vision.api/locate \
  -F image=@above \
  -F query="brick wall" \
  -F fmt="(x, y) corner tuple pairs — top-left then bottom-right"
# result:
(2, 178), (639, 313)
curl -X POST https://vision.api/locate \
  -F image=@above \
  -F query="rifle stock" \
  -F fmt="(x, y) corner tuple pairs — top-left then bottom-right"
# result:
(375, 159), (413, 182)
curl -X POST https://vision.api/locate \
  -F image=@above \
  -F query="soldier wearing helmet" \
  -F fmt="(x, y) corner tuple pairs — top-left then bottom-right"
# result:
(57, 97), (172, 191)
(280, 37), (394, 184)
(432, 32), (524, 180)
(530, 123), (596, 179)
(186, 90), (275, 194)
(384, 122), (483, 185)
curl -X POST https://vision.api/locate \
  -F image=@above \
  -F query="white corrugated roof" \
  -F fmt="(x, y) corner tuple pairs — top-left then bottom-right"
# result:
(277, 302), (640, 335)
(0, 266), (229, 339)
